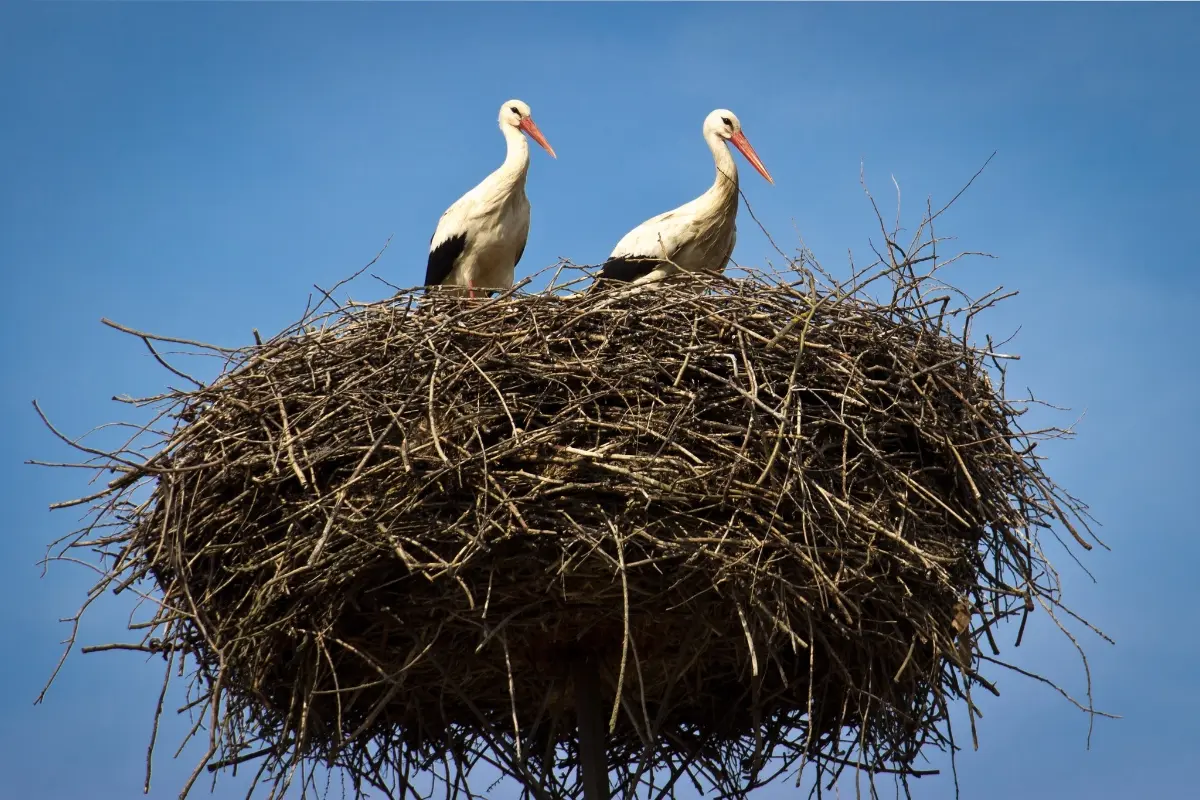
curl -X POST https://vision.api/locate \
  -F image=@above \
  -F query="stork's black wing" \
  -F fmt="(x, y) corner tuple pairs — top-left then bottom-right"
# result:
(424, 232), (467, 287)
(598, 255), (665, 284)
(513, 238), (527, 272)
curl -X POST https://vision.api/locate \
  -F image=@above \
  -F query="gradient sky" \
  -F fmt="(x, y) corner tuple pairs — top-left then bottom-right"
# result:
(2, 2), (1198, 798)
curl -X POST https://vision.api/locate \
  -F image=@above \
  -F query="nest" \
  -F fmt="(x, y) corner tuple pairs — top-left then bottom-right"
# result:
(39, 236), (1101, 799)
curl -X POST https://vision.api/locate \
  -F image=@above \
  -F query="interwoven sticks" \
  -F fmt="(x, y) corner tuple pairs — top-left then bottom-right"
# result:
(38, 261), (1100, 800)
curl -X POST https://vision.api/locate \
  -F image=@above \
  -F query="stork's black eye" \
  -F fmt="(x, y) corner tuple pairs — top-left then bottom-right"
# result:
(721, 116), (733, 127)
(510, 106), (521, 116)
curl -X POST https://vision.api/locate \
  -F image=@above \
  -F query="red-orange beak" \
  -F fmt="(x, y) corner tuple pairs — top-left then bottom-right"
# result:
(519, 117), (557, 159)
(729, 130), (773, 184)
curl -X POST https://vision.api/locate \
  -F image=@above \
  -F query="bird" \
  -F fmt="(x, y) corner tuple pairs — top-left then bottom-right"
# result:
(598, 109), (772, 286)
(424, 99), (556, 297)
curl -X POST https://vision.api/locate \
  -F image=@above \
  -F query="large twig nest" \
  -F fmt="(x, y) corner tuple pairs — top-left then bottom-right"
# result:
(40, 260), (1100, 799)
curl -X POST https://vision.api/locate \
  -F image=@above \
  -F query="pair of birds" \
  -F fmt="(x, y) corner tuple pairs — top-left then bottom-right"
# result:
(424, 99), (774, 296)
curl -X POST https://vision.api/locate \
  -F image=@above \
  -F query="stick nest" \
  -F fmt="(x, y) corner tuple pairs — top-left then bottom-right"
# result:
(40, 254), (1100, 799)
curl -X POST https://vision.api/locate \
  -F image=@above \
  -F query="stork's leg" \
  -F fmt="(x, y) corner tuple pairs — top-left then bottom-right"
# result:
(467, 278), (476, 299)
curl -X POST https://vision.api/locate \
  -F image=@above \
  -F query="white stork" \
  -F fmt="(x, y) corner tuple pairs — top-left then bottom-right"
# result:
(598, 109), (772, 285)
(424, 99), (556, 297)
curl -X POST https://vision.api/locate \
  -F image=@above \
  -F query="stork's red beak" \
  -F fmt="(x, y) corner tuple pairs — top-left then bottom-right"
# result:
(729, 131), (773, 184)
(519, 117), (557, 159)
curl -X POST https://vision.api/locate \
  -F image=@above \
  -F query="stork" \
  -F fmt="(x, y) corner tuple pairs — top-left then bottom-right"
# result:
(424, 99), (556, 297)
(598, 109), (772, 286)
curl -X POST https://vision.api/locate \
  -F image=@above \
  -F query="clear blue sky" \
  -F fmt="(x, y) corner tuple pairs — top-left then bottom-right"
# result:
(2, 2), (1197, 798)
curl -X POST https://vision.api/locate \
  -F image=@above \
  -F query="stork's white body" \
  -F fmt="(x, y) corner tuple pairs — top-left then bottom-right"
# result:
(427, 154), (531, 292)
(606, 170), (739, 285)
(425, 101), (555, 296)
(600, 109), (772, 286)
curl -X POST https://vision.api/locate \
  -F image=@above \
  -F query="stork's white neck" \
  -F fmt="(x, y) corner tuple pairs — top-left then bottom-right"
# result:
(496, 122), (530, 190)
(703, 130), (739, 209)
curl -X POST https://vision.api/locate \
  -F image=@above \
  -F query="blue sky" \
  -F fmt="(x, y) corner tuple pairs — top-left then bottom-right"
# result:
(2, 1), (1198, 798)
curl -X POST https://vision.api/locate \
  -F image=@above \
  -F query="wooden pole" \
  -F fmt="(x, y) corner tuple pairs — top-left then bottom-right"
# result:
(572, 658), (609, 800)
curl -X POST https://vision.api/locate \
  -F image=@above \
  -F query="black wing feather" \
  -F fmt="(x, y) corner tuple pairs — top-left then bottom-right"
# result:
(424, 232), (468, 287)
(513, 238), (527, 272)
(598, 255), (665, 284)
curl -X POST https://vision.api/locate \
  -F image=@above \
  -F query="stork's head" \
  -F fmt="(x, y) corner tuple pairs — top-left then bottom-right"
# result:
(499, 99), (556, 159)
(705, 109), (773, 184)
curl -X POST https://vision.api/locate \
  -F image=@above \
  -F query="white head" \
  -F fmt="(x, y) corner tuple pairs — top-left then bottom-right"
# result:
(704, 108), (773, 184)
(499, 99), (556, 159)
